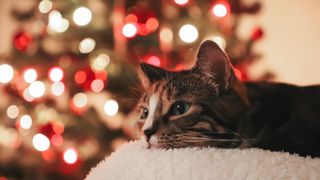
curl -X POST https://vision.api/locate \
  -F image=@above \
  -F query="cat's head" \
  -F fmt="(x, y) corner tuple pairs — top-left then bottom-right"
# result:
(137, 40), (248, 149)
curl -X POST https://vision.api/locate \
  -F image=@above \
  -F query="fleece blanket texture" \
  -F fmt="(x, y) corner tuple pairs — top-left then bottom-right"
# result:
(86, 140), (320, 180)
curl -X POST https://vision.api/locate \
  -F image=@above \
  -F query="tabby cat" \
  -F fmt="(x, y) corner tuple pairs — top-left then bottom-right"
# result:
(137, 40), (320, 157)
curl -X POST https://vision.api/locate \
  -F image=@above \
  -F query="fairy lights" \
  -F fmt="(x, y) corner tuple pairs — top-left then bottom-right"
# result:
(33, 133), (50, 151)
(179, 24), (198, 43)
(104, 99), (119, 116)
(73, 7), (92, 26)
(0, 64), (14, 84)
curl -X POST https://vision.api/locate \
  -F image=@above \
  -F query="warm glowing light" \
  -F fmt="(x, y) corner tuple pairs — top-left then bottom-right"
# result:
(124, 14), (138, 23)
(63, 148), (78, 164)
(174, 0), (189, 6)
(208, 35), (227, 49)
(48, 67), (64, 82)
(212, 3), (228, 18)
(146, 18), (159, 31)
(0, 64), (14, 84)
(160, 27), (173, 43)
(73, 93), (88, 108)
(79, 38), (96, 54)
(23, 88), (35, 102)
(234, 68), (243, 80)
(122, 23), (137, 38)
(146, 56), (161, 67)
(74, 71), (87, 84)
(91, 53), (110, 71)
(104, 99), (119, 116)
(73, 7), (92, 26)
(51, 134), (63, 147)
(39, 0), (52, 14)
(51, 82), (65, 96)
(52, 121), (64, 134)
(33, 133), (50, 151)
(7, 105), (19, 119)
(179, 24), (198, 43)
(23, 68), (37, 83)
(28, 81), (46, 98)
(20, 115), (32, 129)
(48, 10), (69, 33)
(91, 79), (104, 92)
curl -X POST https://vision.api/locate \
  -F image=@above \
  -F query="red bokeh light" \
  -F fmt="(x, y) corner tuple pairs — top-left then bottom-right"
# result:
(74, 70), (87, 84)
(14, 32), (32, 51)
(146, 56), (161, 67)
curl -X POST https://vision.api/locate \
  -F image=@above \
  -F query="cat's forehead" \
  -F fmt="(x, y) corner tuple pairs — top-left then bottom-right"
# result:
(141, 72), (217, 104)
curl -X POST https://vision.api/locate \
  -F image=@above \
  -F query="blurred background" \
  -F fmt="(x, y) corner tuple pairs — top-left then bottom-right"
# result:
(0, 0), (319, 179)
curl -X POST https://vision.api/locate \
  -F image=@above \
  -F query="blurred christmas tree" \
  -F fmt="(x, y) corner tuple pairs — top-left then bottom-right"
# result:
(0, 0), (267, 179)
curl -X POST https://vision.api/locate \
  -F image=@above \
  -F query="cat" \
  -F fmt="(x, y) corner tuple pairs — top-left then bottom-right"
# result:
(136, 40), (320, 158)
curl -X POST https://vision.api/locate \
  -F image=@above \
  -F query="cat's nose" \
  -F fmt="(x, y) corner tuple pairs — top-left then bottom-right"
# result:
(143, 128), (156, 141)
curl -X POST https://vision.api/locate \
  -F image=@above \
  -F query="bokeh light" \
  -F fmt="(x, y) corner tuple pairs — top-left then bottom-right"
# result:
(49, 67), (64, 82)
(212, 3), (228, 18)
(146, 56), (161, 67)
(146, 18), (159, 31)
(23, 88), (35, 102)
(91, 79), (104, 92)
(28, 81), (46, 98)
(39, 0), (52, 14)
(7, 105), (19, 119)
(32, 133), (50, 151)
(160, 27), (173, 43)
(51, 82), (65, 96)
(23, 68), (38, 83)
(79, 38), (96, 54)
(179, 24), (198, 43)
(104, 99), (119, 116)
(91, 53), (110, 71)
(48, 10), (69, 33)
(63, 148), (78, 164)
(208, 35), (227, 49)
(0, 64), (14, 84)
(174, 0), (189, 6)
(74, 70), (87, 84)
(51, 134), (63, 147)
(19, 115), (32, 130)
(73, 7), (92, 26)
(122, 23), (137, 38)
(73, 93), (88, 108)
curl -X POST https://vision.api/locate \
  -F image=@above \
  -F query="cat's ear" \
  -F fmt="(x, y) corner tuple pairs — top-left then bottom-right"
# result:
(139, 63), (169, 87)
(194, 40), (234, 91)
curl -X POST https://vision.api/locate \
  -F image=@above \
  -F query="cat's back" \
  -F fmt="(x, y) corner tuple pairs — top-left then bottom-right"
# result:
(242, 81), (320, 157)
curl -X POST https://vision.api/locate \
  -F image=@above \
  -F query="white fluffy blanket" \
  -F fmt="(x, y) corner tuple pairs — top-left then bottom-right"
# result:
(86, 140), (320, 180)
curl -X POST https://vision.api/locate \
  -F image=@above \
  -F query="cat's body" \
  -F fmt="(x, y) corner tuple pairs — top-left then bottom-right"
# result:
(241, 82), (320, 157)
(137, 40), (320, 157)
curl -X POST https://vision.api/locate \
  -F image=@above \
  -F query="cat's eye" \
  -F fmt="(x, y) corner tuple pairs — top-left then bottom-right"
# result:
(170, 101), (190, 116)
(139, 107), (149, 120)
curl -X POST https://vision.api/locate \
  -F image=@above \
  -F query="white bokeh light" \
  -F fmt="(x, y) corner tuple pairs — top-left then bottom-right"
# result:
(32, 133), (50, 151)
(174, 0), (189, 5)
(20, 115), (32, 129)
(91, 79), (104, 92)
(49, 67), (64, 82)
(7, 105), (19, 119)
(179, 24), (198, 43)
(51, 82), (65, 96)
(0, 64), (14, 84)
(28, 81), (46, 98)
(73, 93), (88, 108)
(63, 148), (78, 164)
(23, 68), (38, 83)
(122, 23), (137, 38)
(208, 35), (227, 49)
(160, 27), (173, 43)
(73, 7), (92, 26)
(212, 4), (228, 18)
(104, 99), (119, 116)
(48, 10), (69, 33)
(91, 53), (110, 71)
(39, 0), (52, 14)
(79, 38), (96, 54)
